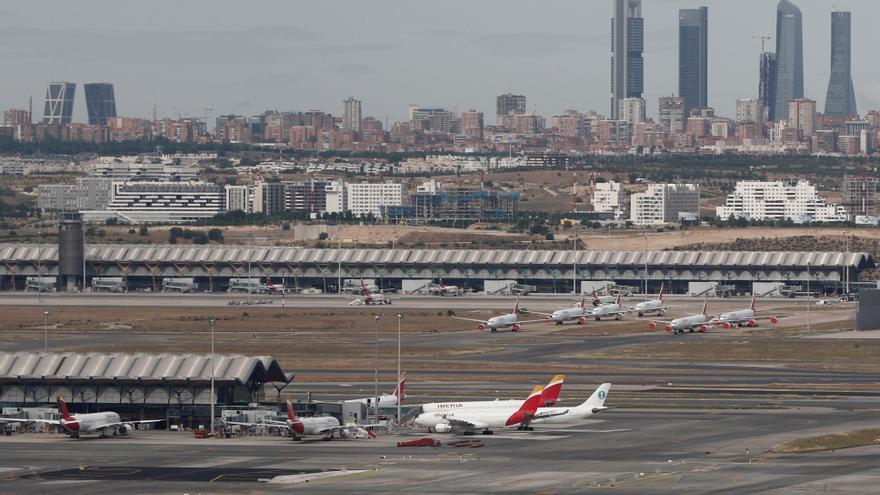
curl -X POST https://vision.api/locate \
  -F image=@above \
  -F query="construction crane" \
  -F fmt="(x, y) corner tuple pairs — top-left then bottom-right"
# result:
(171, 106), (214, 133)
(750, 35), (771, 53)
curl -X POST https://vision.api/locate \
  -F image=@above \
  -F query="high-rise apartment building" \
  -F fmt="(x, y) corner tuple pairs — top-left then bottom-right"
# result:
(630, 183), (700, 226)
(788, 98), (816, 140)
(496, 94), (526, 123)
(619, 97), (646, 126)
(460, 110), (484, 140)
(772, 0), (804, 122)
(83, 83), (117, 125)
(3, 109), (30, 126)
(610, 0), (644, 119)
(678, 7), (708, 114)
(43, 82), (76, 124)
(343, 97), (362, 132)
(759, 52), (777, 121)
(410, 108), (454, 133)
(824, 11), (857, 117)
(658, 96), (686, 133)
(736, 98), (765, 124)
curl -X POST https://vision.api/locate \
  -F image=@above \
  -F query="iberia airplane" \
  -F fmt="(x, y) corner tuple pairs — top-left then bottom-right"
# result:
(420, 375), (565, 413)
(0, 396), (163, 438)
(413, 385), (545, 434)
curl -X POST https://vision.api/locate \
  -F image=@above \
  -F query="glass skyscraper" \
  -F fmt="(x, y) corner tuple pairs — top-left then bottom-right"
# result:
(43, 82), (76, 124)
(678, 7), (708, 114)
(824, 11), (857, 117)
(83, 83), (117, 126)
(610, 0), (643, 119)
(772, 0), (804, 122)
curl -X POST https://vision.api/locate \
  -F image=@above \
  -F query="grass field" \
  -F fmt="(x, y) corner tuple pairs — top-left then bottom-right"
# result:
(772, 429), (880, 454)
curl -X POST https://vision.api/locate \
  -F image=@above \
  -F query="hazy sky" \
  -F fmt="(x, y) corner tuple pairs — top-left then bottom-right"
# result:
(2, 0), (877, 124)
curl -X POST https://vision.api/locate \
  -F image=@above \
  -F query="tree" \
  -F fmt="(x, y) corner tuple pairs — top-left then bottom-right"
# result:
(318, 232), (329, 241)
(207, 228), (224, 242)
(282, 222), (291, 231)
(138, 226), (149, 236)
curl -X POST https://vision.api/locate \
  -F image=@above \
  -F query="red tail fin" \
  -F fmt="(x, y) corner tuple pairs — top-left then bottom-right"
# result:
(615, 291), (621, 305)
(57, 396), (73, 421)
(701, 299), (709, 316)
(393, 372), (406, 404)
(540, 374), (565, 406)
(513, 297), (520, 315)
(658, 284), (664, 301)
(286, 400), (298, 422)
(750, 294), (757, 311)
(505, 386), (544, 426)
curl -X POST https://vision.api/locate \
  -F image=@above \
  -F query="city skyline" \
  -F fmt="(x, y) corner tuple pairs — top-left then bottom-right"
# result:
(0, 0), (876, 123)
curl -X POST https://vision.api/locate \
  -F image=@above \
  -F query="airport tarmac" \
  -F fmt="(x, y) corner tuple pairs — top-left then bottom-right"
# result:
(1, 405), (879, 494)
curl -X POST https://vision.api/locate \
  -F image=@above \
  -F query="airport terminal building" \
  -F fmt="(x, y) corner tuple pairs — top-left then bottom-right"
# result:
(0, 243), (873, 295)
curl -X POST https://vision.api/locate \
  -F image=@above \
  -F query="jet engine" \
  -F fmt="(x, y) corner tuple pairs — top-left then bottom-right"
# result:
(769, 316), (778, 324)
(699, 325), (709, 333)
(511, 324), (521, 332)
(577, 317), (586, 325)
(119, 423), (134, 435)
(477, 324), (486, 331)
(434, 423), (453, 433)
(747, 319), (757, 327)
(647, 321), (657, 330)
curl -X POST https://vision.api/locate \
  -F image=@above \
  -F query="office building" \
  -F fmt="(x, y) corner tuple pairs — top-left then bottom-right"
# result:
(630, 183), (700, 226)
(717, 180), (847, 222)
(324, 181), (347, 214)
(80, 181), (225, 223)
(43, 82), (76, 124)
(824, 11), (858, 117)
(610, 0), (644, 119)
(410, 108), (454, 133)
(788, 98), (816, 140)
(678, 7), (709, 114)
(37, 178), (113, 212)
(252, 182), (286, 216)
(513, 113), (546, 135)
(619, 97), (646, 126)
(346, 181), (403, 218)
(496, 93), (526, 122)
(286, 180), (328, 213)
(736, 98), (765, 124)
(772, 0), (804, 122)
(658, 96), (686, 133)
(343, 97), (362, 132)
(3, 109), (30, 126)
(83, 83), (117, 125)
(592, 181), (626, 217)
(224, 185), (251, 213)
(759, 52), (778, 121)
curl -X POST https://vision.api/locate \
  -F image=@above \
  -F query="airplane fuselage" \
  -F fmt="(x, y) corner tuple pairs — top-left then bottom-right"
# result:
(717, 309), (755, 326)
(549, 307), (587, 324)
(61, 411), (122, 435)
(634, 299), (664, 316)
(485, 313), (519, 331)
(667, 314), (709, 333)
(592, 303), (623, 320)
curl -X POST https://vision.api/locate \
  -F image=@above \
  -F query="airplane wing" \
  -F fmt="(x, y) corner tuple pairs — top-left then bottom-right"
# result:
(98, 419), (165, 429)
(442, 416), (488, 431)
(450, 315), (489, 324)
(530, 409), (569, 420)
(523, 311), (553, 317)
(225, 420), (289, 429)
(516, 318), (552, 325)
(0, 418), (61, 424)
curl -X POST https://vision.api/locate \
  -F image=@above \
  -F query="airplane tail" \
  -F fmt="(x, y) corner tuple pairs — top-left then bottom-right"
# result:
(574, 383), (611, 415)
(750, 294), (757, 311)
(57, 396), (73, 421)
(286, 400), (299, 422)
(591, 289), (600, 306)
(615, 291), (621, 305)
(505, 385), (544, 426)
(701, 298), (709, 316)
(540, 374), (565, 406)
(392, 372), (407, 404)
(658, 283), (664, 301)
(286, 400), (305, 435)
(513, 297), (520, 315)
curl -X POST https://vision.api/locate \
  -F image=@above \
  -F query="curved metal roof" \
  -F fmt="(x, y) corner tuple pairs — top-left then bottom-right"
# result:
(0, 243), (872, 269)
(0, 352), (289, 385)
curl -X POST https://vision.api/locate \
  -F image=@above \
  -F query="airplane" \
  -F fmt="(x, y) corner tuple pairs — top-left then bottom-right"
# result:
(633, 284), (669, 317)
(523, 383), (612, 429)
(648, 300), (712, 334)
(227, 401), (378, 441)
(421, 375), (565, 413)
(450, 298), (545, 332)
(265, 277), (291, 295)
(345, 372), (406, 408)
(0, 396), (163, 439)
(587, 292), (630, 321)
(712, 295), (779, 329)
(530, 296), (591, 325)
(590, 289), (618, 306)
(413, 385), (545, 435)
(350, 280), (391, 305)
(430, 279), (462, 296)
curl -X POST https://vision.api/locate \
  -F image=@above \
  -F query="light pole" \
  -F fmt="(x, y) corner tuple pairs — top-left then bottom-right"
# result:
(807, 263), (811, 333)
(572, 224), (577, 295)
(374, 315), (381, 421)
(396, 313), (402, 432)
(209, 317), (216, 436)
(43, 311), (49, 352)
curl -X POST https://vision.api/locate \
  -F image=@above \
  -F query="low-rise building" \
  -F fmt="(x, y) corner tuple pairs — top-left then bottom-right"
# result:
(591, 181), (626, 218)
(37, 178), (113, 212)
(346, 181), (402, 218)
(716, 180), (848, 222)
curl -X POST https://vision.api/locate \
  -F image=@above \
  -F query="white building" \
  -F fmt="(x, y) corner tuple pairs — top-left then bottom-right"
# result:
(592, 181), (627, 218)
(618, 97), (647, 126)
(38, 178), (112, 212)
(630, 184), (700, 226)
(82, 181), (224, 224)
(716, 180), (848, 223)
(224, 185), (251, 213)
(324, 180), (347, 214)
(346, 181), (402, 218)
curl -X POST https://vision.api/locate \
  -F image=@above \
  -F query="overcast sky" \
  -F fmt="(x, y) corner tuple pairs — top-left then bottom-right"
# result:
(1, 0), (877, 124)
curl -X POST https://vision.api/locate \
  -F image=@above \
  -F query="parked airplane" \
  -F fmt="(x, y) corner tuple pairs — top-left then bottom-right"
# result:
(413, 385), (545, 434)
(451, 299), (545, 332)
(227, 401), (377, 441)
(0, 397), (163, 438)
(531, 296), (590, 325)
(588, 292), (630, 321)
(350, 280), (391, 305)
(430, 279), (462, 296)
(712, 295), (779, 328)
(590, 289), (618, 306)
(265, 277), (291, 295)
(633, 284), (671, 317)
(345, 372), (406, 408)
(524, 383), (612, 428)
(648, 300), (711, 334)
(421, 375), (565, 413)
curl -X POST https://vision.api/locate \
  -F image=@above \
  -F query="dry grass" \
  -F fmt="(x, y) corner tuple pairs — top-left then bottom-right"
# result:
(772, 429), (880, 454)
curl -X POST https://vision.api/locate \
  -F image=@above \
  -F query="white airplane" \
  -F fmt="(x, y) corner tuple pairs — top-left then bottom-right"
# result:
(648, 300), (712, 334)
(588, 292), (630, 321)
(413, 385), (545, 434)
(227, 401), (377, 441)
(345, 372), (406, 408)
(265, 276), (291, 295)
(450, 299), (545, 332)
(350, 280), (391, 305)
(633, 284), (671, 317)
(430, 279), (462, 296)
(590, 289), (618, 306)
(524, 383), (612, 429)
(0, 397), (163, 439)
(531, 296), (590, 325)
(421, 375), (565, 413)
(712, 295), (779, 329)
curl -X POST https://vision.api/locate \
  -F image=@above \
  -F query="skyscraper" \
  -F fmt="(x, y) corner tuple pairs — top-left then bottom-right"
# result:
(658, 96), (686, 133)
(496, 94), (526, 119)
(83, 83), (117, 126)
(43, 82), (76, 124)
(610, 0), (644, 119)
(678, 7), (708, 114)
(772, 0), (804, 122)
(342, 97), (362, 132)
(824, 11), (857, 117)
(759, 52), (778, 121)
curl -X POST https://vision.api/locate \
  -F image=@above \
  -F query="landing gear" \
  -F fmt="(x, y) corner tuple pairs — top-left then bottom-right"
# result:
(516, 425), (535, 431)
(659, 309), (667, 316)
(292, 435), (302, 441)
(463, 430), (475, 436)
(615, 314), (623, 321)
(70, 433), (80, 438)
(481, 429), (494, 435)
(637, 312), (644, 317)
